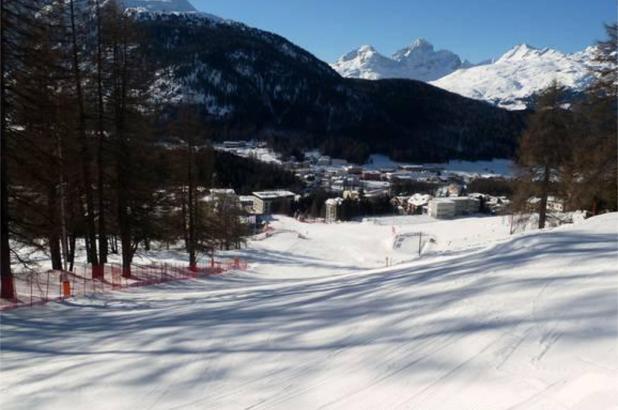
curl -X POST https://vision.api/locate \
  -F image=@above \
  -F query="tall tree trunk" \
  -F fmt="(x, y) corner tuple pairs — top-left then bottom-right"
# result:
(187, 142), (196, 269)
(120, 222), (132, 277)
(97, 135), (108, 266)
(538, 165), (550, 229)
(68, 234), (76, 272)
(591, 196), (598, 216)
(116, 128), (131, 277)
(0, 0), (16, 299)
(68, 196), (77, 272)
(56, 136), (69, 271)
(114, 29), (132, 278)
(181, 186), (189, 249)
(95, 0), (107, 264)
(110, 235), (117, 253)
(69, 0), (99, 269)
(49, 236), (62, 271)
(48, 186), (62, 270)
(118, 187), (133, 277)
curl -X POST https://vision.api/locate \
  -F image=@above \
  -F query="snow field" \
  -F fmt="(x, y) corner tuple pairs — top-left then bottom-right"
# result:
(1, 213), (617, 409)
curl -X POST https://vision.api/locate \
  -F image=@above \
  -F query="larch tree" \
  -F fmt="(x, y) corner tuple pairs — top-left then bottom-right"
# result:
(555, 23), (617, 215)
(105, 0), (155, 276)
(514, 81), (572, 229)
(0, 0), (54, 298)
(171, 105), (205, 270)
(94, 0), (109, 264)
(0, 0), (15, 298)
(68, 0), (99, 269)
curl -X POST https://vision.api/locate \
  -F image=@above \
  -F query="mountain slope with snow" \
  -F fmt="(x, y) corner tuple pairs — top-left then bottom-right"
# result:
(432, 44), (596, 110)
(2, 213), (617, 409)
(331, 45), (402, 80)
(332, 39), (468, 82)
(133, 12), (525, 163)
(123, 0), (197, 12)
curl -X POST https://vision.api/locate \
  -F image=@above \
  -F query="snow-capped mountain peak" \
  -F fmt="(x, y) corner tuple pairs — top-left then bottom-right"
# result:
(332, 45), (400, 80)
(412, 37), (432, 48)
(498, 43), (537, 59)
(392, 38), (434, 60)
(358, 44), (378, 53)
(339, 45), (380, 62)
(432, 44), (597, 110)
(331, 38), (466, 82)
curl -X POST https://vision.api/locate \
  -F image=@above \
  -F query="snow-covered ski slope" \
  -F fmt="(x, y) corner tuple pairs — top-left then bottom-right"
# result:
(1, 214), (617, 409)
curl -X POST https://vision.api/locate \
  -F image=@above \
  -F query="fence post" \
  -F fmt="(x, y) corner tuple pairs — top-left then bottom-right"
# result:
(418, 232), (422, 256)
(63, 280), (71, 298)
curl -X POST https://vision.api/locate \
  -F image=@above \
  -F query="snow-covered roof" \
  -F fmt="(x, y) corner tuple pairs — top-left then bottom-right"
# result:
(407, 194), (432, 206)
(362, 180), (390, 189)
(431, 198), (456, 204)
(253, 190), (295, 200)
(210, 189), (236, 195)
(364, 189), (389, 198)
(325, 198), (343, 206)
(528, 196), (563, 204)
(449, 196), (479, 202)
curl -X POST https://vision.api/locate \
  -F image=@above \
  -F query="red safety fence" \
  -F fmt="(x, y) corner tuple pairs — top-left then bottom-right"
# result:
(0, 258), (248, 312)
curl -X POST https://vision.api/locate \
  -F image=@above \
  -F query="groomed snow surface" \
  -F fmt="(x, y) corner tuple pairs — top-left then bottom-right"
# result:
(1, 213), (617, 409)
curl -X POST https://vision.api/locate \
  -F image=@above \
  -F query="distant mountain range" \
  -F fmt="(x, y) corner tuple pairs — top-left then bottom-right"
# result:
(333, 40), (597, 110)
(115, 1), (530, 163)
(137, 10), (524, 163)
(330, 39), (472, 82)
(431, 44), (596, 110)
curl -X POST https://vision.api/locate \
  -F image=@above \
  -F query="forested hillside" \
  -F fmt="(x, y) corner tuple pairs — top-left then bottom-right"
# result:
(138, 12), (526, 163)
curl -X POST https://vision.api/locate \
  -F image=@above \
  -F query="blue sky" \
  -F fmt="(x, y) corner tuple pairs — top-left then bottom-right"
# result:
(191, 0), (615, 63)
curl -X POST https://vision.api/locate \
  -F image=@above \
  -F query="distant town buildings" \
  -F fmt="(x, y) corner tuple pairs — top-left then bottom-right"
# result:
(213, 140), (520, 222)
(407, 194), (433, 214)
(427, 199), (456, 219)
(325, 198), (343, 223)
(201, 189), (241, 209)
(238, 196), (256, 213)
(252, 190), (296, 215)
(427, 197), (481, 219)
(528, 196), (565, 213)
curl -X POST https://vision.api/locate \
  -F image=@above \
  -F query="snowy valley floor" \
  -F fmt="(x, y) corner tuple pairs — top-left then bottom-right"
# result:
(1, 214), (617, 409)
